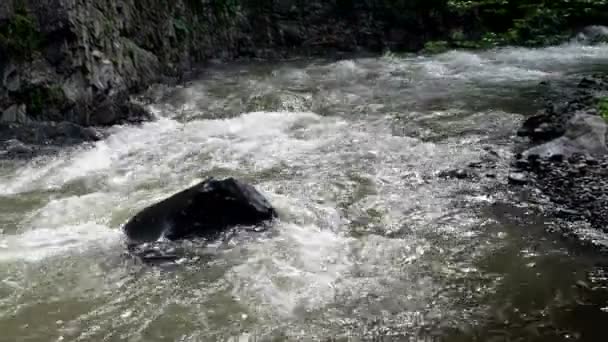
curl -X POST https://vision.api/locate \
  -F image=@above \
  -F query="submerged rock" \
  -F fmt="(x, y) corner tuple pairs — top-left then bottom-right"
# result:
(123, 178), (277, 245)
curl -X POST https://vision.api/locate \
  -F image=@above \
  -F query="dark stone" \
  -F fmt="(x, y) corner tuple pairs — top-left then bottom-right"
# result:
(0, 121), (102, 146)
(556, 208), (581, 218)
(483, 146), (499, 156)
(123, 178), (277, 244)
(438, 168), (471, 180)
(521, 113), (608, 161)
(508, 172), (528, 185)
(514, 159), (530, 169)
(578, 77), (598, 89)
(549, 153), (564, 163)
(279, 22), (304, 46)
(586, 157), (599, 166)
(468, 161), (484, 168)
(517, 114), (565, 142)
(5, 139), (33, 156)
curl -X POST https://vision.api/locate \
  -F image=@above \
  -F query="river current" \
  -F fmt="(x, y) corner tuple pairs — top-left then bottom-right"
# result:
(1, 42), (608, 341)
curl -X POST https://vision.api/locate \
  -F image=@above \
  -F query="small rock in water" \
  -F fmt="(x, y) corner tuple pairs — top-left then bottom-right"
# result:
(438, 168), (471, 180)
(468, 161), (484, 169)
(508, 172), (528, 185)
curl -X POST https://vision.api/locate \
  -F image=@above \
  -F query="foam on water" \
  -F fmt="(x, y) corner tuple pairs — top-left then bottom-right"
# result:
(383, 42), (608, 85)
(1, 41), (608, 340)
(0, 223), (121, 262)
(229, 222), (355, 317)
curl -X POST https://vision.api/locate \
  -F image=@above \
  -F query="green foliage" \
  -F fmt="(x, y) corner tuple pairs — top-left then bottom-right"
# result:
(446, 0), (608, 46)
(599, 97), (608, 122)
(16, 86), (66, 118)
(330, 0), (607, 51)
(422, 40), (450, 54)
(0, 7), (43, 60)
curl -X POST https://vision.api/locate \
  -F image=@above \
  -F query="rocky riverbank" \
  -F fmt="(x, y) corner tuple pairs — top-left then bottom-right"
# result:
(0, 0), (456, 153)
(512, 74), (608, 248)
(0, 1), (444, 132)
(3, 0), (606, 153)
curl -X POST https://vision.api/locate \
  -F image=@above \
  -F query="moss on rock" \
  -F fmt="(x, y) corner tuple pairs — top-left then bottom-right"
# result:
(13, 85), (67, 119)
(0, 8), (43, 60)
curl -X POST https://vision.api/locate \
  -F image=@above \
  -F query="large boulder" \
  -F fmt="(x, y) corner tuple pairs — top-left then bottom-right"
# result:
(123, 178), (277, 245)
(522, 113), (608, 160)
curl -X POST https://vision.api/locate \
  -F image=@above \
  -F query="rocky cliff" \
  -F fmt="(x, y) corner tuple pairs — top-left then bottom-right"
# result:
(1, 0), (242, 127)
(0, 0), (453, 134)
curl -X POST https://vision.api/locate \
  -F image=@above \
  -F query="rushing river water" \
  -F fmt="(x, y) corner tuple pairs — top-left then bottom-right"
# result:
(2, 42), (608, 341)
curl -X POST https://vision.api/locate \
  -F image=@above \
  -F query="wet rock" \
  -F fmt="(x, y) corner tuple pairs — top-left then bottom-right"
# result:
(517, 114), (565, 142)
(556, 208), (581, 218)
(279, 22), (304, 46)
(578, 77), (600, 89)
(513, 74), (608, 238)
(1, 105), (28, 123)
(586, 157), (599, 166)
(549, 154), (564, 163)
(526, 154), (608, 231)
(0, 0), (435, 129)
(123, 178), (277, 245)
(5, 139), (33, 156)
(508, 172), (528, 185)
(0, 1), (13, 21)
(468, 161), (484, 169)
(0, 121), (103, 158)
(514, 159), (531, 170)
(438, 168), (472, 180)
(522, 113), (608, 160)
(576, 26), (608, 44)
(482, 146), (500, 157)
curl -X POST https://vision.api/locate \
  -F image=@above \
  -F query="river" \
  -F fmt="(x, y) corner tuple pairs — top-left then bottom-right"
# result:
(1, 42), (608, 341)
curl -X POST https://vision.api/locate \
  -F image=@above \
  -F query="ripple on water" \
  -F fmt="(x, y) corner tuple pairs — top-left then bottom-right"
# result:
(2, 41), (608, 340)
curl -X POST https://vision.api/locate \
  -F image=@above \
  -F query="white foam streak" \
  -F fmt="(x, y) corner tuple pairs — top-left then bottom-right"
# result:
(230, 222), (354, 316)
(0, 223), (121, 262)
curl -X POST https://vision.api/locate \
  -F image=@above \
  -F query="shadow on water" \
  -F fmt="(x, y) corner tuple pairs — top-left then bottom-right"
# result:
(434, 201), (608, 342)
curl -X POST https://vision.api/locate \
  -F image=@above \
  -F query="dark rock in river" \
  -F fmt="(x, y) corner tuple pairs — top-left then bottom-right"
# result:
(123, 178), (277, 245)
